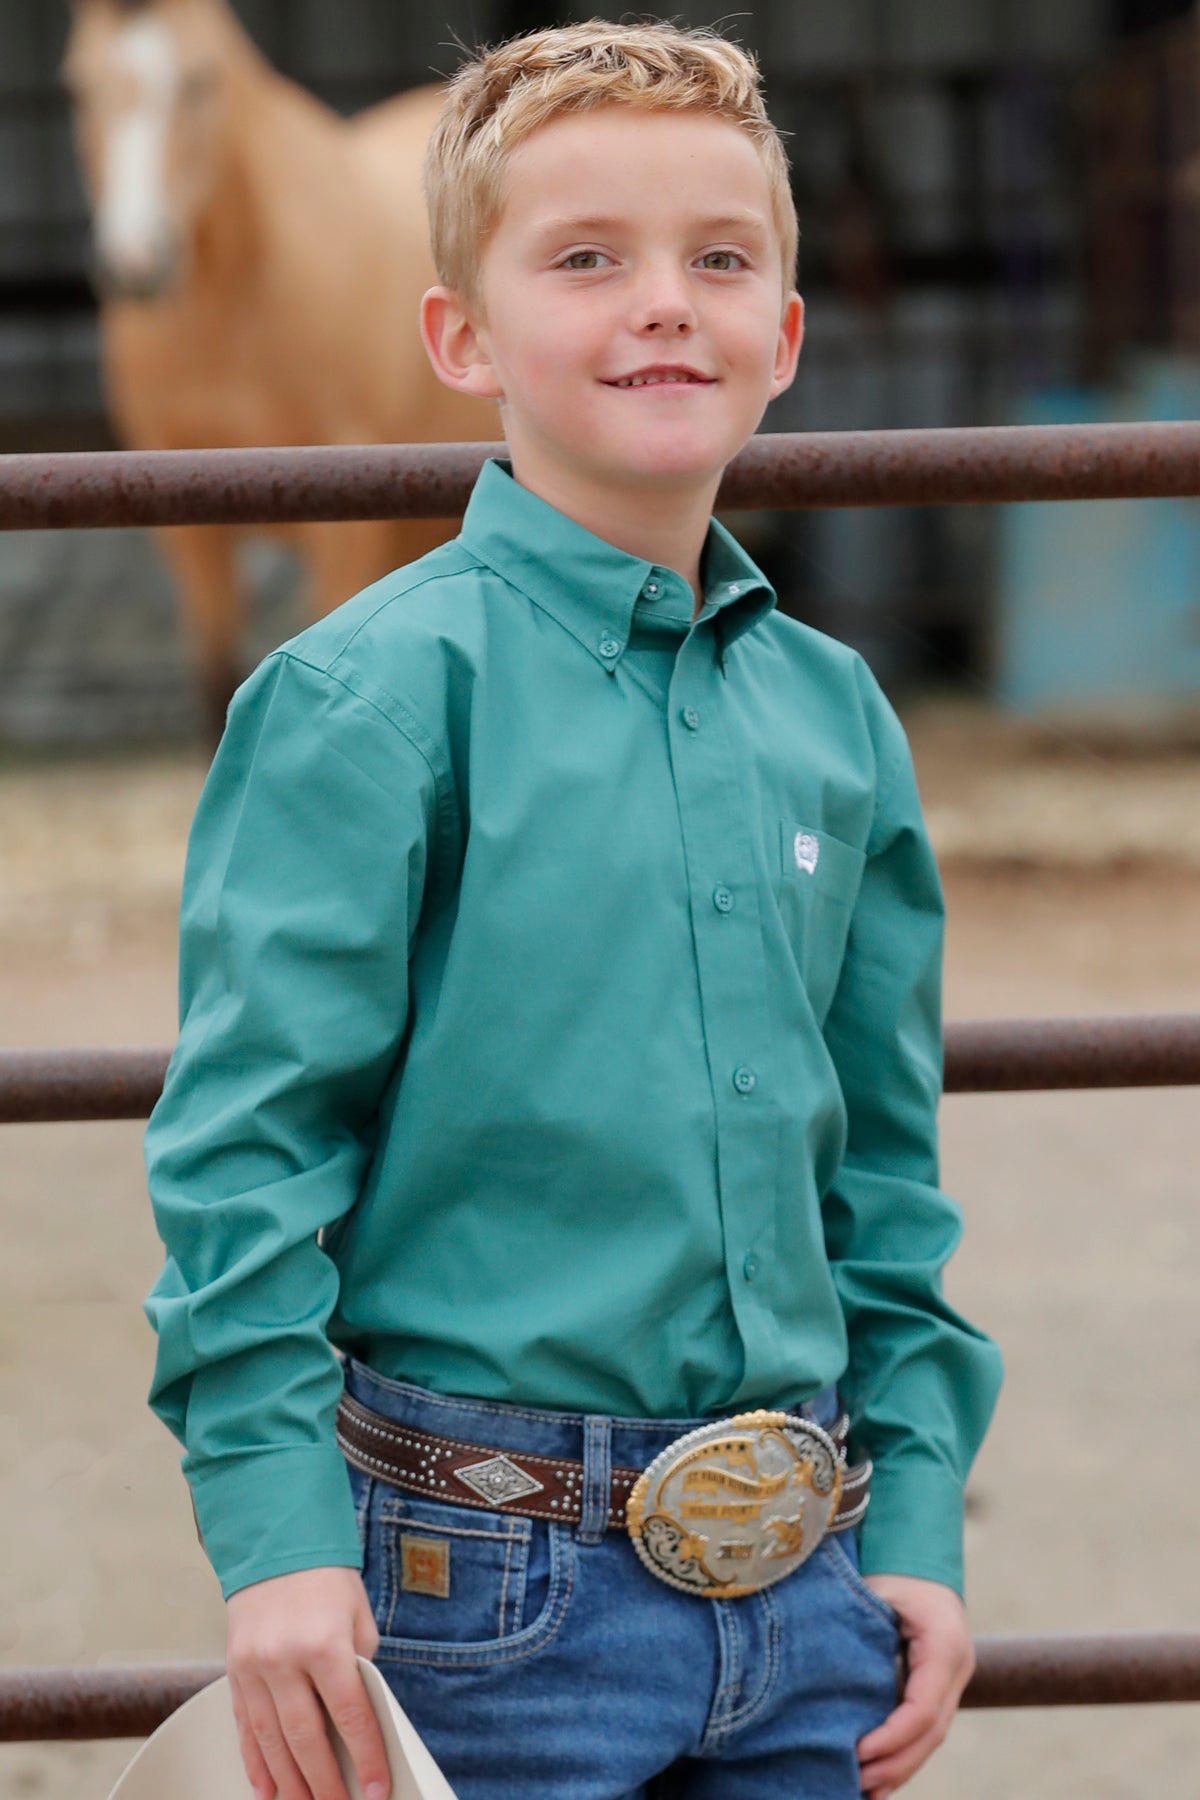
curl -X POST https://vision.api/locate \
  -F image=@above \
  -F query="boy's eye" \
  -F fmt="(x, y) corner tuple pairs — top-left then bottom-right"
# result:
(698, 250), (746, 272)
(560, 250), (608, 270)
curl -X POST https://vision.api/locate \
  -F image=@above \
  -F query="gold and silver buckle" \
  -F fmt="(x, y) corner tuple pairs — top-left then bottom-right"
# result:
(626, 1409), (844, 1599)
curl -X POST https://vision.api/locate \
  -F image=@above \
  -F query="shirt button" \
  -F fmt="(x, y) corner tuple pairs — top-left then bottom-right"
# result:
(681, 706), (701, 730)
(713, 885), (734, 913)
(598, 636), (622, 660)
(645, 580), (659, 595)
(743, 1252), (761, 1281)
(733, 1065), (757, 1094)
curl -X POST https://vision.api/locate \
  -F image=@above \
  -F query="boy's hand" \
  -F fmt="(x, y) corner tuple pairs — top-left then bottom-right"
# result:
(854, 1573), (974, 1798)
(226, 1565), (389, 1800)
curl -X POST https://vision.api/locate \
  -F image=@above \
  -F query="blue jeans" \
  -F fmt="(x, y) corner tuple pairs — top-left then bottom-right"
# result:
(341, 1358), (903, 1799)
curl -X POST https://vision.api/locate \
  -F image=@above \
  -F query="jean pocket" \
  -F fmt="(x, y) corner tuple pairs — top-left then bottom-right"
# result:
(359, 1480), (575, 1669)
(776, 821), (866, 1026)
(823, 1530), (903, 1634)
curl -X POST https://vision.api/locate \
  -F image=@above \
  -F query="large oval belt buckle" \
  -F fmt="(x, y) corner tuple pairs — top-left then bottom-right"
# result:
(626, 1410), (843, 1598)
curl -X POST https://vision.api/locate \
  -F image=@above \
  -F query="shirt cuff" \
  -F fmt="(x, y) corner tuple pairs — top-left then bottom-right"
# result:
(855, 1456), (967, 1598)
(186, 1444), (363, 1601)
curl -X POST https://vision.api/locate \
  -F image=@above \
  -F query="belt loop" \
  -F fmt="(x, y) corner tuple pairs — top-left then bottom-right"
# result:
(577, 1415), (612, 1544)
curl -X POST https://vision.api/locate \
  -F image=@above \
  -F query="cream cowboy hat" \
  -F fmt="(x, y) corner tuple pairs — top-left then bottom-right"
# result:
(106, 1655), (458, 1800)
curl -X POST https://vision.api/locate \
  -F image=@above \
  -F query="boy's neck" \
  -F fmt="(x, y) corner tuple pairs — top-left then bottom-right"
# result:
(508, 452), (722, 620)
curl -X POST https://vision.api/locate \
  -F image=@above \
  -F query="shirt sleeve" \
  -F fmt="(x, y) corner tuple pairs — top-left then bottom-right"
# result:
(143, 649), (439, 1600)
(820, 678), (1004, 1598)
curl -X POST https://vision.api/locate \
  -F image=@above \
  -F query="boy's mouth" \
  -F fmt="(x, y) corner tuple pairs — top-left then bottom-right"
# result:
(603, 365), (716, 388)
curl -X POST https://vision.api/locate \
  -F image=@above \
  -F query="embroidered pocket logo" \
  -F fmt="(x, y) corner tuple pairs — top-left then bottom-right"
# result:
(793, 831), (820, 875)
(400, 1532), (450, 1598)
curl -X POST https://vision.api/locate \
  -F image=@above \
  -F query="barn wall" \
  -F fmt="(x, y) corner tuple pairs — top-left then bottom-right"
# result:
(0, 0), (1127, 740)
(0, 0), (1111, 435)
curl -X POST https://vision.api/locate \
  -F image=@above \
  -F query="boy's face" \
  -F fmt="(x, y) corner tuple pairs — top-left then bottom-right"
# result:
(425, 106), (803, 502)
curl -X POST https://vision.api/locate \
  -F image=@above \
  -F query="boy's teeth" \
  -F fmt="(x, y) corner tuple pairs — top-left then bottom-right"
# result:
(617, 372), (694, 386)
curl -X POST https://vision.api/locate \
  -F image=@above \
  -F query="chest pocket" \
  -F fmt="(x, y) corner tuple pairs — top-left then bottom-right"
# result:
(776, 820), (867, 1026)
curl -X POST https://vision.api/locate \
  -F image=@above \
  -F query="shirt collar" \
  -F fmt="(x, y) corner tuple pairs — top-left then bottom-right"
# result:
(458, 458), (776, 672)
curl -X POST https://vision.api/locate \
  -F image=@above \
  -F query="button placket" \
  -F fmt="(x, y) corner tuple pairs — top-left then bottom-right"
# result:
(668, 623), (777, 1382)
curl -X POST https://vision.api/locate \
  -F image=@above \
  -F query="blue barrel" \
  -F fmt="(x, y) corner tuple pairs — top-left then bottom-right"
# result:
(994, 358), (1200, 713)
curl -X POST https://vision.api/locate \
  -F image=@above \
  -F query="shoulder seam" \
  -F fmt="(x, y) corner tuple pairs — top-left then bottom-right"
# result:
(309, 548), (483, 667)
(273, 649), (453, 826)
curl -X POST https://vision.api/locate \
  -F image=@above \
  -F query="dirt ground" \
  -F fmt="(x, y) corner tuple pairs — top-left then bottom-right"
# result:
(1, 700), (1198, 1799)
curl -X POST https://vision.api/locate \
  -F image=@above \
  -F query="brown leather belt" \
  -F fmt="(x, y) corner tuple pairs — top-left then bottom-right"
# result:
(335, 1390), (871, 1534)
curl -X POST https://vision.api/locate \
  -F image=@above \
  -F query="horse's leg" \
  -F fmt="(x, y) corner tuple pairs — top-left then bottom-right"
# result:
(300, 518), (461, 618)
(154, 523), (244, 749)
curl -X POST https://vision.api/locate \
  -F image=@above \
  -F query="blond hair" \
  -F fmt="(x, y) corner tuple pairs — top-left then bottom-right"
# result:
(422, 18), (797, 308)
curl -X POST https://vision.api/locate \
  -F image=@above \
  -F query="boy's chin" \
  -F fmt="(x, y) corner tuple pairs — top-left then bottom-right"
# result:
(592, 438), (733, 488)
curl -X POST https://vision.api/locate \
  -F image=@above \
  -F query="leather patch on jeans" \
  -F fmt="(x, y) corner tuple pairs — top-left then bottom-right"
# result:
(400, 1532), (450, 1598)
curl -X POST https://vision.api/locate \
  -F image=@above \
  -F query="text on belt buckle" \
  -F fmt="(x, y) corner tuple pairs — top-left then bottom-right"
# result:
(626, 1409), (843, 1599)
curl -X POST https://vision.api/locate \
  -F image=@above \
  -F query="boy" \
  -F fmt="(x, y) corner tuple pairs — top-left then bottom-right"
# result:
(144, 21), (1003, 1800)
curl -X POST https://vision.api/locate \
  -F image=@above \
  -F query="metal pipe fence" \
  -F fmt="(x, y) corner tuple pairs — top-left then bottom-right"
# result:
(5, 422), (1200, 529)
(3, 1035), (1197, 1739)
(3, 1014), (1200, 1125)
(4, 1632), (1200, 1742)
(2, 425), (1197, 1743)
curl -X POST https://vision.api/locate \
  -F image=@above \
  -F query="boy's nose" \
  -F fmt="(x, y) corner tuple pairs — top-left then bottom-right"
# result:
(630, 266), (698, 334)
(636, 296), (697, 335)
(642, 311), (693, 334)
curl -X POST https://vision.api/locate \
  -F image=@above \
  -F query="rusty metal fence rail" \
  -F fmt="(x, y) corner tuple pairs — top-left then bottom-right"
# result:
(6, 422), (1200, 529)
(3, 426), (1199, 1743)
(3, 1015), (1200, 1126)
(4, 1632), (1200, 1743)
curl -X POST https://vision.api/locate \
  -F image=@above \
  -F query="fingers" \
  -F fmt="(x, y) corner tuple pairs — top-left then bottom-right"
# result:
(857, 1635), (974, 1795)
(230, 1671), (276, 1800)
(857, 1699), (952, 1795)
(232, 1665), (316, 1800)
(857, 1680), (948, 1762)
(229, 1650), (391, 1800)
(859, 1720), (945, 1799)
(315, 1650), (392, 1800)
(225, 1567), (391, 1800)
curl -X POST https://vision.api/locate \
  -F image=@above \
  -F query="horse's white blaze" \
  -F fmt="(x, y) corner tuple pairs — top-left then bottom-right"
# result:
(95, 17), (179, 279)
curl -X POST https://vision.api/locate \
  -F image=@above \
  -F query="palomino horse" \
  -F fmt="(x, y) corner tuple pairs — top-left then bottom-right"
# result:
(63, 0), (497, 741)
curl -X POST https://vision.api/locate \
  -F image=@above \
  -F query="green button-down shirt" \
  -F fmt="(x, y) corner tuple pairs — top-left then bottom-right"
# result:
(144, 457), (1002, 1602)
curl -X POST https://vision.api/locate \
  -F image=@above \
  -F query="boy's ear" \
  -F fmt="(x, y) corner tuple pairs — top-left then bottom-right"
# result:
(419, 286), (505, 401)
(769, 291), (804, 402)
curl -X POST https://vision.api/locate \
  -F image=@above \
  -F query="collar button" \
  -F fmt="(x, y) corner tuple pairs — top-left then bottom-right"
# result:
(598, 636), (622, 660)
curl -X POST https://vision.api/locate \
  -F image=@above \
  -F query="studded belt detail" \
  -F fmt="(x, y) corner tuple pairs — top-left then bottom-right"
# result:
(335, 1390), (872, 1547)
